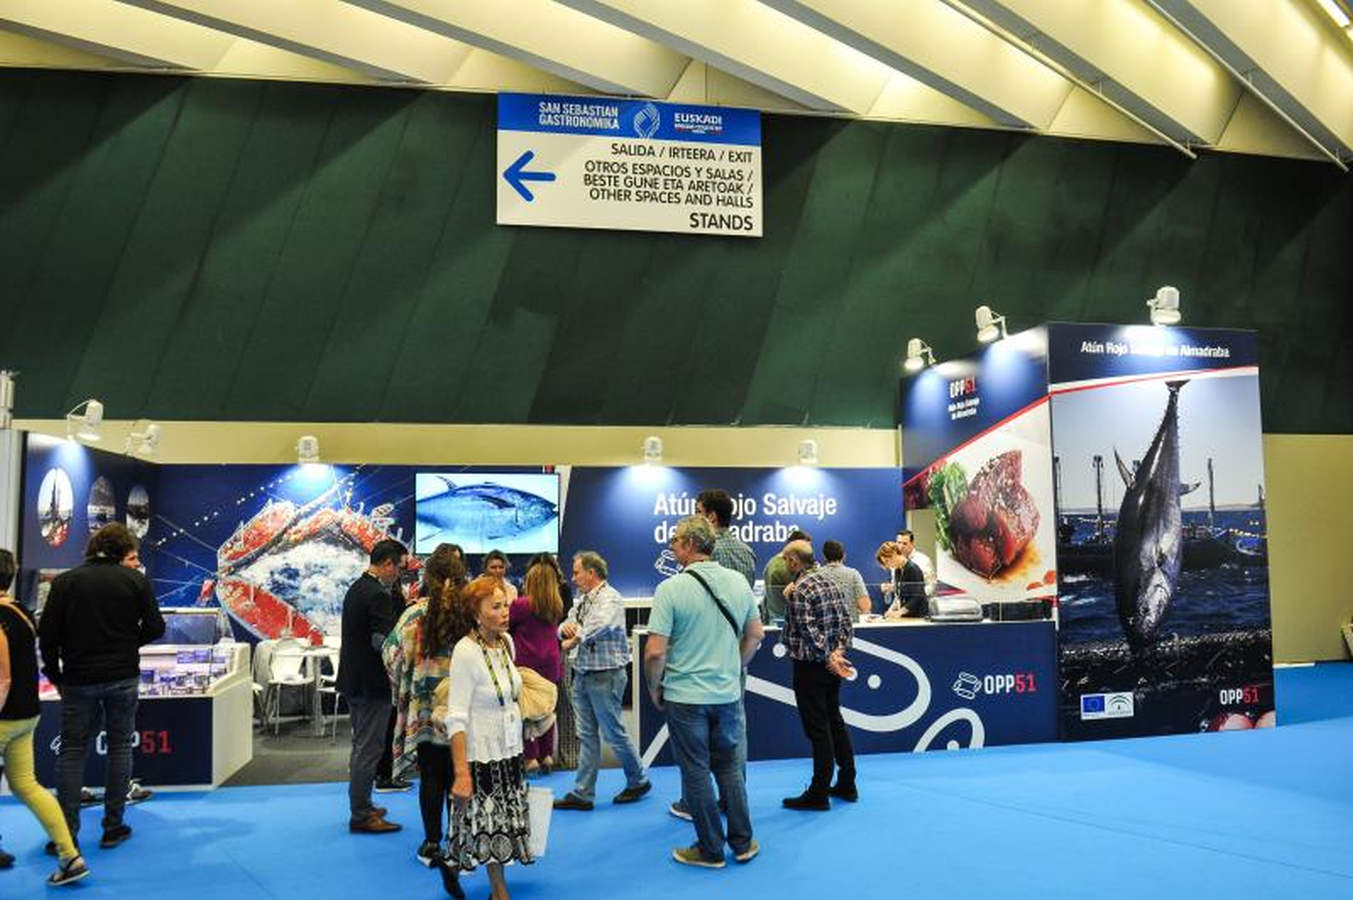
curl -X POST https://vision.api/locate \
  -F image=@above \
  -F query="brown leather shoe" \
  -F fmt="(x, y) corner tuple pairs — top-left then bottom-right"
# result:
(349, 813), (402, 834)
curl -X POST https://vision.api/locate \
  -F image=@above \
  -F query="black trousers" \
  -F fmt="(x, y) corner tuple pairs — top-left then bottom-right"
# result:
(416, 743), (452, 843)
(791, 660), (855, 795)
(377, 706), (397, 781)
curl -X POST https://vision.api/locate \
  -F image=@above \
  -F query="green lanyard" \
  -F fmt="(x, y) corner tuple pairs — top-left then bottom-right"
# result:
(475, 633), (518, 708)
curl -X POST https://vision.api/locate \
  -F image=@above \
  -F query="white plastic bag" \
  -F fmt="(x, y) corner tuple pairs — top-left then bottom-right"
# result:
(527, 786), (552, 859)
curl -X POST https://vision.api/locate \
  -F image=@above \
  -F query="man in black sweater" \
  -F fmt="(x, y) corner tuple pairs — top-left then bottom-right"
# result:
(38, 523), (165, 851)
(337, 538), (408, 834)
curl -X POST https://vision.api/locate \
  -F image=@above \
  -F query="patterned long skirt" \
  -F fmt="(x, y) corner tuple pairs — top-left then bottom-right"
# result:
(448, 754), (534, 871)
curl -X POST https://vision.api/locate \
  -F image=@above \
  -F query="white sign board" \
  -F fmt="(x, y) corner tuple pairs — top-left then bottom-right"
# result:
(496, 93), (762, 238)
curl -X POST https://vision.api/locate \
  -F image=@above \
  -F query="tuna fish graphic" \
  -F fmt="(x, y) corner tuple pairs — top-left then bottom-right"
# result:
(417, 480), (558, 546)
(1113, 380), (1187, 650)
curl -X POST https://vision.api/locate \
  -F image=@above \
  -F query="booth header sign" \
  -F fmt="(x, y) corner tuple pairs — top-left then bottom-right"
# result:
(496, 93), (763, 237)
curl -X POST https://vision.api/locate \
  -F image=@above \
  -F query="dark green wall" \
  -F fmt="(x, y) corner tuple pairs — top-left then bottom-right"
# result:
(1, 70), (1349, 431)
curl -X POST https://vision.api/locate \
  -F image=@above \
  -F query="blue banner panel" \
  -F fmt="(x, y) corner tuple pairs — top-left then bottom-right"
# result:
(1045, 322), (1258, 387)
(33, 697), (213, 787)
(559, 466), (902, 599)
(900, 327), (1049, 479)
(638, 620), (1057, 765)
(499, 93), (761, 146)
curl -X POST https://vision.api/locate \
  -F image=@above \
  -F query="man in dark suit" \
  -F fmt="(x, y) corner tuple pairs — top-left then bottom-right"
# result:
(337, 538), (408, 833)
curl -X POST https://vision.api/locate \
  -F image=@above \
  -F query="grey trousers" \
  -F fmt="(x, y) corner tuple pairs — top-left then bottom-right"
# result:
(347, 696), (390, 819)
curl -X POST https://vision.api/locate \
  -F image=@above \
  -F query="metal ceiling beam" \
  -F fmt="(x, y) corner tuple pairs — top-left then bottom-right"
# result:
(958, 0), (1242, 145)
(0, 0), (233, 70)
(1149, 0), (1353, 168)
(118, 0), (473, 84)
(345, 0), (690, 98)
(557, 0), (894, 113)
(759, 0), (1073, 128)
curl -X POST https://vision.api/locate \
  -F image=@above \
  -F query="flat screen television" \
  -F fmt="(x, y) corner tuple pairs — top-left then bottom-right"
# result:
(414, 472), (560, 555)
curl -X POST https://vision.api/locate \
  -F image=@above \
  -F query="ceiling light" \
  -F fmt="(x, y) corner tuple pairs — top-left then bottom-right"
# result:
(66, 399), (104, 443)
(297, 435), (320, 465)
(126, 420), (161, 457)
(975, 305), (1008, 343)
(797, 439), (819, 466)
(642, 435), (663, 464)
(903, 338), (936, 373)
(1147, 285), (1182, 326)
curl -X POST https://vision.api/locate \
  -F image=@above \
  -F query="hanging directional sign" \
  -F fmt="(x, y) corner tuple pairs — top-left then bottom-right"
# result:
(496, 93), (763, 238)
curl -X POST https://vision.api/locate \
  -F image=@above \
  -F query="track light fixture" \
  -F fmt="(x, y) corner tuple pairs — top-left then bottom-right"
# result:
(66, 399), (104, 443)
(1147, 285), (1182, 326)
(297, 435), (320, 465)
(642, 435), (663, 464)
(126, 420), (162, 457)
(904, 338), (936, 373)
(975, 305), (1008, 344)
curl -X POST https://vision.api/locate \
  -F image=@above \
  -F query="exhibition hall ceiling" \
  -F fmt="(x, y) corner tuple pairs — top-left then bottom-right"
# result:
(0, 0), (1349, 166)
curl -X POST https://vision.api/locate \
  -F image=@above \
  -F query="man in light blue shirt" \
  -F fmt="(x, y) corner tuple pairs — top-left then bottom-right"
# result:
(645, 516), (764, 869)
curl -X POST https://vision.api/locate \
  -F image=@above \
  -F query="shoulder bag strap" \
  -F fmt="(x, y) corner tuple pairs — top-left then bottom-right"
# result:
(683, 569), (740, 640)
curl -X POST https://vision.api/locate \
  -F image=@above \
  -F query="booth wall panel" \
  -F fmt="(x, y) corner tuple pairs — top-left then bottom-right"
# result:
(0, 70), (1349, 433)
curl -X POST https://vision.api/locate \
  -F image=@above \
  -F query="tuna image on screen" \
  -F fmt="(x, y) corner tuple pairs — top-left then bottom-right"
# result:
(415, 473), (560, 555)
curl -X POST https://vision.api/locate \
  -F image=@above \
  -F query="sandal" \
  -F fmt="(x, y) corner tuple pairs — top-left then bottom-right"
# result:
(48, 854), (90, 887)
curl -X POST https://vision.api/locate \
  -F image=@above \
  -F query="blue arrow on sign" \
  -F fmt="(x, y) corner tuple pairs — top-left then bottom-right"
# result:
(503, 150), (556, 202)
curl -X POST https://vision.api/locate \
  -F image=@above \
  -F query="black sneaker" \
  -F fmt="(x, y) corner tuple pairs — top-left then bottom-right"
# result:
(612, 780), (652, 804)
(781, 790), (830, 811)
(80, 788), (101, 808)
(99, 824), (133, 849)
(374, 778), (413, 793)
(668, 798), (692, 821)
(0, 847), (14, 869)
(552, 792), (594, 811)
(416, 840), (443, 867)
(48, 855), (90, 887)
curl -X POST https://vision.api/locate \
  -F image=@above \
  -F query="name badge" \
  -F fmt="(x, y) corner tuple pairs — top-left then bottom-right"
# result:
(503, 704), (521, 744)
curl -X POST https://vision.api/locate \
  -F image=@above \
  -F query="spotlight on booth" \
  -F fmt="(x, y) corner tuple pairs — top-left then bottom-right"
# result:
(66, 399), (104, 443)
(297, 434), (321, 465)
(903, 338), (935, 373)
(797, 439), (819, 466)
(126, 420), (162, 457)
(975, 305), (1007, 344)
(642, 435), (663, 465)
(1147, 285), (1182, 326)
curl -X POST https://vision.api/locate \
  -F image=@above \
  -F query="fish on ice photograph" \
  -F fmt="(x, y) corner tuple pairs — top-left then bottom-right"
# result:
(1050, 371), (1273, 740)
(37, 466), (74, 548)
(414, 472), (560, 555)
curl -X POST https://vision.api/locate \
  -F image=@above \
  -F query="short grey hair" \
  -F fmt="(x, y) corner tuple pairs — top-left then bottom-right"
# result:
(672, 515), (716, 555)
(573, 551), (608, 580)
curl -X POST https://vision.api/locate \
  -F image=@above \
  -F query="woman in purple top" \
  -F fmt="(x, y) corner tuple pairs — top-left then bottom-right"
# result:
(509, 560), (564, 775)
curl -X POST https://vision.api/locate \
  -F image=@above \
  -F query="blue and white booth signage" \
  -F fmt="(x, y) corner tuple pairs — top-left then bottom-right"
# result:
(496, 93), (763, 237)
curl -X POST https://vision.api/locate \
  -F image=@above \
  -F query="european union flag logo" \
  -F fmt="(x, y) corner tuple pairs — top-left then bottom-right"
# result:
(1081, 695), (1105, 713)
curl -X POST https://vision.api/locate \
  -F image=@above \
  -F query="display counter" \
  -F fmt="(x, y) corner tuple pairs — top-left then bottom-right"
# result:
(635, 617), (1057, 766)
(32, 641), (254, 790)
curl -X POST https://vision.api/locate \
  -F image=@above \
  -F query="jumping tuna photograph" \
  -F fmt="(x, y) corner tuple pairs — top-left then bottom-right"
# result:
(1050, 371), (1273, 740)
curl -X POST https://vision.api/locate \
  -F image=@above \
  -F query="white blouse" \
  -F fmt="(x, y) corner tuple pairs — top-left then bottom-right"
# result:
(444, 633), (524, 763)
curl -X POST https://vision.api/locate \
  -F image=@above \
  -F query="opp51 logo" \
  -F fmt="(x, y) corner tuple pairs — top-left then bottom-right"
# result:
(1080, 692), (1135, 720)
(952, 671), (1040, 700)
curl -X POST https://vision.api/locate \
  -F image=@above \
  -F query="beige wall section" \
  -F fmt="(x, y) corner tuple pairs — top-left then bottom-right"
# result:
(1263, 434), (1353, 664)
(13, 419), (900, 468)
(15, 419), (1349, 662)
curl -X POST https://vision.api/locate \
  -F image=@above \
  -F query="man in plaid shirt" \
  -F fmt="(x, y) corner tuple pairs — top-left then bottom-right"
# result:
(780, 540), (857, 810)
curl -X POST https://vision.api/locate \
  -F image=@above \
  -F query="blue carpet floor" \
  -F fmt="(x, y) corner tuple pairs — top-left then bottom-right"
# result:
(3, 663), (1352, 899)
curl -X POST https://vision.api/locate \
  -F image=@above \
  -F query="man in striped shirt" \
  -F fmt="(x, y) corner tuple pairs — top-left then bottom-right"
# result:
(780, 540), (857, 810)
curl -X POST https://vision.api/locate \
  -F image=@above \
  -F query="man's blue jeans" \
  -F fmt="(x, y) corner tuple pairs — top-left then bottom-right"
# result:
(665, 699), (753, 862)
(570, 667), (646, 803)
(57, 676), (140, 841)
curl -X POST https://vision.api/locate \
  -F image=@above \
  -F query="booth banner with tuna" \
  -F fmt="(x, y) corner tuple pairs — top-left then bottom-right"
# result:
(1047, 324), (1272, 740)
